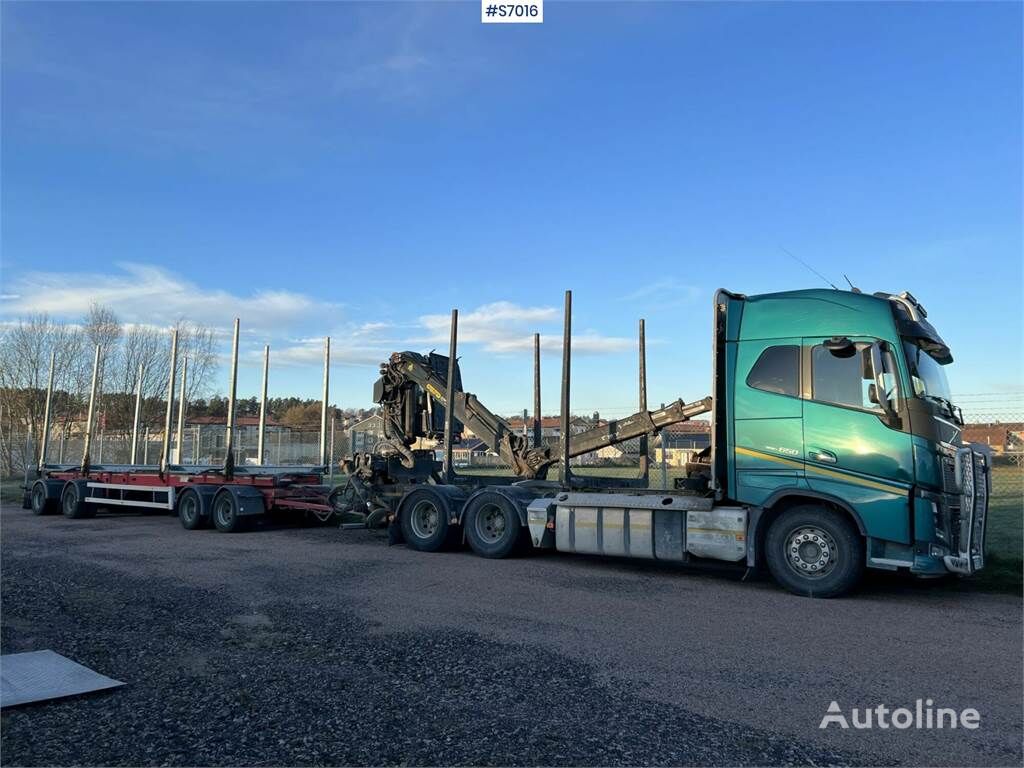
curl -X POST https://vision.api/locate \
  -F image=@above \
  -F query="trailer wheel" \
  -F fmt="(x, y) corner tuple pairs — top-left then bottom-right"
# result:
(212, 490), (248, 533)
(61, 481), (94, 519)
(30, 481), (56, 516)
(399, 488), (457, 552)
(177, 488), (207, 530)
(765, 504), (864, 598)
(463, 491), (524, 559)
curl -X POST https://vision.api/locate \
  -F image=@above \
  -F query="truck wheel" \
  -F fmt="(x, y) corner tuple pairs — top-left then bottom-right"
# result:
(399, 488), (456, 552)
(177, 488), (207, 530)
(463, 491), (524, 559)
(61, 481), (94, 519)
(30, 481), (55, 516)
(212, 490), (248, 533)
(765, 505), (864, 598)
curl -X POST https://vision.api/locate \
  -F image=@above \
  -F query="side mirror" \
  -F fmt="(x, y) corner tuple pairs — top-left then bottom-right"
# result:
(869, 343), (901, 428)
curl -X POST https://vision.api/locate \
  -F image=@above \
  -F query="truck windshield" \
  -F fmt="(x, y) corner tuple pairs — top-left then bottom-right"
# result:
(902, 340), (953, 402)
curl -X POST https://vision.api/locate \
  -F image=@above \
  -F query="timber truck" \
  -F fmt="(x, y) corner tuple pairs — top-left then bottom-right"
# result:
(337, 288), (989, 598)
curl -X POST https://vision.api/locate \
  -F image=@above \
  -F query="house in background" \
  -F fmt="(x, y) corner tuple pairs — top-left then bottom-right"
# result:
(654, 421), (712, 467)
(447, 438), (491, 467)
(503, 416), (566, 447)
(962, 422), (1024, 454)
(343, 414), (385, 454)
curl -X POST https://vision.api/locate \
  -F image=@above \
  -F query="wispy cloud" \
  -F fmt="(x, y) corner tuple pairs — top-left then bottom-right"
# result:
(261, 298), (634, 369)
(416, 301), (631, 355)
(0, 263), (338, 334)
(3, 263), (635, 379)
(618, 278), (702, 305)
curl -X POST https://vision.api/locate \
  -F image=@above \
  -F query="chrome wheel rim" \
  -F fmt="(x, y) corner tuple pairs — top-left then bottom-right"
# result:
(475, 503), (507, 544)
(785, 526), (838, 579)
(410, 500), (440, 539)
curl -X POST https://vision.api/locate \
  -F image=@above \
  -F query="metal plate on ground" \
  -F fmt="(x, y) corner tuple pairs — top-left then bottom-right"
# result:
(1, 650), (124, 708)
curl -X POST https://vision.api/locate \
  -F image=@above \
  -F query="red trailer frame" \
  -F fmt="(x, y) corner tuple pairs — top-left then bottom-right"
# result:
(27, 465), (337, 532)
(23, 319), (341, 532)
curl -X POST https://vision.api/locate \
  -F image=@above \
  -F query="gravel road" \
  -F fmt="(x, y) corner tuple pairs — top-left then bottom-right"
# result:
(1, 505), (1020, 767)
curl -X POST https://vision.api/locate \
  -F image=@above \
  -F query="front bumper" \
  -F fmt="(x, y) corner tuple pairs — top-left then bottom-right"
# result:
(942, 447), (990, 575)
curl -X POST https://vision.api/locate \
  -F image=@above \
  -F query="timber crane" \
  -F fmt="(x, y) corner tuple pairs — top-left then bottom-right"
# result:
(364, 350), (711, 481)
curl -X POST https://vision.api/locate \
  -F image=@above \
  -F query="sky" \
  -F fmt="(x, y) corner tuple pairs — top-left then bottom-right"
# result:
(2, 1), (1021, 416)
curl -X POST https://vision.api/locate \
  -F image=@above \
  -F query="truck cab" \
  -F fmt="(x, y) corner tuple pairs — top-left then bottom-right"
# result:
(715, 288), (989, 595)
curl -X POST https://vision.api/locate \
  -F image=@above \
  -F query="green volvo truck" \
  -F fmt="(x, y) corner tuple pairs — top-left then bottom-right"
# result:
(342, 287), (991, 597)
(702, 287), (987, 595)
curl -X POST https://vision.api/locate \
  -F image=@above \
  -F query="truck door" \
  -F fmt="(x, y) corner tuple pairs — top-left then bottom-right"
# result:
(801, 337), (914, 544)
(732, 339), (805, 506)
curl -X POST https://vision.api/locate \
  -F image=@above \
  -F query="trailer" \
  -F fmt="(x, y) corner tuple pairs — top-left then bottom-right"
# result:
(338, 288), (989, 598)
(24, 320), (341, 531)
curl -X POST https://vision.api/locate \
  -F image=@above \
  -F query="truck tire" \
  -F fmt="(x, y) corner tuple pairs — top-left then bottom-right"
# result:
(212, 490), (249, 533)
(61, 481), (94, 519)
(399, 488), (457, 552)
(177, 488), (207, 530)
(765, 504), (864, 598)
(30, 481), (56, 516)
(463, 491), (524, 559)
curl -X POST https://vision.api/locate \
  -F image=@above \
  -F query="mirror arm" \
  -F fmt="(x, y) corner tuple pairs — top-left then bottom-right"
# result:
(870, 342), (901, 428)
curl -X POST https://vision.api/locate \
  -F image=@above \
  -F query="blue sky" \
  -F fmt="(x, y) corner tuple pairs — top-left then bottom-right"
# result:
(2, 1), (1021, 415)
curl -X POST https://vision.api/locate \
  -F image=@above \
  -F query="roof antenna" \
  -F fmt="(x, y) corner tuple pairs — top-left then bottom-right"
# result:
(843, 274), (862, 294)
(779, 246), (839, 290)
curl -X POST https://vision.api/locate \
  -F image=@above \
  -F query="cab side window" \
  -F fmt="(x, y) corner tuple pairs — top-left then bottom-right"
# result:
(746, 345), (799, 397)
(811, 343), (877, 410)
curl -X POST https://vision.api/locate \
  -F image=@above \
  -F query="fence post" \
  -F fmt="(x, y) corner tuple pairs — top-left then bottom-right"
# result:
(329, 416), (336, 480)
(660, 433), (668, 490)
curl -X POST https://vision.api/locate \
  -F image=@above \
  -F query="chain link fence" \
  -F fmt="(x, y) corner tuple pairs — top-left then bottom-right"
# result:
(3, 394), (1022, 509)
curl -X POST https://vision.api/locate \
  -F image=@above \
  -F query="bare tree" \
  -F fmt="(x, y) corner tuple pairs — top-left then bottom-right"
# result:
(111, 319), (219, 431)
(0, 305), (221, 473)
(83, 303), (123, 396)
(176, 320), (218, 401)
(0, 314), (87, 471)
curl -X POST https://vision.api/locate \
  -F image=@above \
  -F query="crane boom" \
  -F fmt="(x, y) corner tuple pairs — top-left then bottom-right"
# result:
(373, 351), (711, 480)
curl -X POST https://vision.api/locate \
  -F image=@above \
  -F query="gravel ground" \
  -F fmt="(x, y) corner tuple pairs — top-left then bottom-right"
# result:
(1, 505), (1020, 767)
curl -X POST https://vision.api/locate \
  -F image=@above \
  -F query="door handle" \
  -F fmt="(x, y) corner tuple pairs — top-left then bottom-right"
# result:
(808, 449), (837, 464)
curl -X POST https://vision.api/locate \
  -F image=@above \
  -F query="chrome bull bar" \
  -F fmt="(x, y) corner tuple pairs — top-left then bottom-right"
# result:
(943, 447), (990, 575)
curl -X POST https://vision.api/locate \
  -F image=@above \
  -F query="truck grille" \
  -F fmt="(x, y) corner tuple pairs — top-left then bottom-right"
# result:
(941, 455), (958, 494)
(944, 448), (990, 574)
